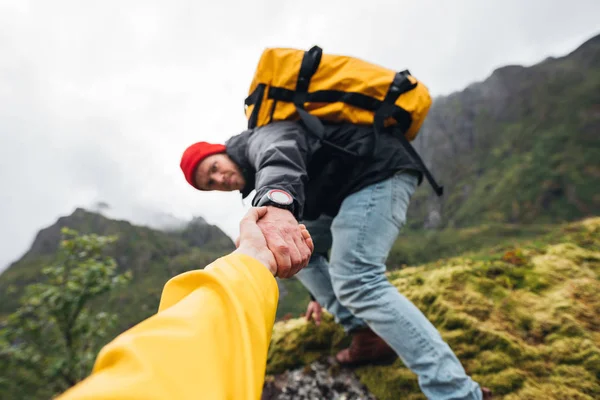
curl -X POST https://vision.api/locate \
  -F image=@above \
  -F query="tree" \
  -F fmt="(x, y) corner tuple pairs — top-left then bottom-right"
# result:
(0, 228), (131, 399)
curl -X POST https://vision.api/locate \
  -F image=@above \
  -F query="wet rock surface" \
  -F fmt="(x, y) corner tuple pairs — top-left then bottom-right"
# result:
(261, 357), (376, 400)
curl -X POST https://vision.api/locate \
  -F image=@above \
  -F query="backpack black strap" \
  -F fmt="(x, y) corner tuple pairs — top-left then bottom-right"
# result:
(296, 45), (322, 93)
(293, 45), (325, 139)
(374, 71), (444, 196)
(245, 83), (266, 129)
(293, 46), (359, 157)
(396, 129), (444, 196)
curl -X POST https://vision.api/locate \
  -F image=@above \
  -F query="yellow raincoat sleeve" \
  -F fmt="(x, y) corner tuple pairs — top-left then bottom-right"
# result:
(57, 253), (279, 400)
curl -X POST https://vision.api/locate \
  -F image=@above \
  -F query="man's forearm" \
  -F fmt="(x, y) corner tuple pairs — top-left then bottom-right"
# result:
(248, 125), (310, 219)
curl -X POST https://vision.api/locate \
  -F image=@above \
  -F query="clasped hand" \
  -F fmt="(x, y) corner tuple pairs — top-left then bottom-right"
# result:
(234, 206), (313, 277)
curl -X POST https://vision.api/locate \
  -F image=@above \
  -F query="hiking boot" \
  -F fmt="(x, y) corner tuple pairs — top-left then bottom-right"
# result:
(482, 387), (493, 399)
(335, 326), (397, 367)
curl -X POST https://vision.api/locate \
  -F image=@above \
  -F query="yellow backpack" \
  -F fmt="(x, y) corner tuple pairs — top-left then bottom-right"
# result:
(244, 45), (443, 196)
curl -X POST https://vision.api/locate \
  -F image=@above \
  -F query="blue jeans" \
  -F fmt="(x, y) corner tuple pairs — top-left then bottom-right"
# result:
(296, 171), (483, 400)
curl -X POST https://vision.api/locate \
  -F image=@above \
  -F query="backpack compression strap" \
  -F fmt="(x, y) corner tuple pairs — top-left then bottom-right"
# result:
(374, 72), (445, 197)
(245, 83), (266, 129)
(292, 46), (361, 157)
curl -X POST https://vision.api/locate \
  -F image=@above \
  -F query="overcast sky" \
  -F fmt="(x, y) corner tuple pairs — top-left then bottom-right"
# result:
(0, 0), (599, 273)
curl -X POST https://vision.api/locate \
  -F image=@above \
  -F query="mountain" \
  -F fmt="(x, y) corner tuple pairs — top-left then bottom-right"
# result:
(408, 33), (600, 230)
(1, 32), (598, 400)
(0, 207), (236, 332)
(0, 207), (309, 329)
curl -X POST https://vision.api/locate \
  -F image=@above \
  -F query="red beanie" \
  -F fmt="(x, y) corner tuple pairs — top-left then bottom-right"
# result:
(180, 141), (227, 189)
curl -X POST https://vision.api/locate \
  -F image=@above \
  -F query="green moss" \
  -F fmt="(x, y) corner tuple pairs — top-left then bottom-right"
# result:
(467, 328), (527, 360)
(474, 368), (527, 395)
(440, 311), (475, 331)
(546, 243), (600, 263)
(266, 217), (600, 398)
(266, 313), (346, 375)
(461, 300), (494, 321)
(474, 277), (508, 301)
(545, 338), (599, 366)
(505, 384), (596, 400)
(453, 343), (481, 361)
(548, 365), (600, 398)
(524, 360), (553, 377)
(523, 272), (552, 293)
(355, 365), (424, 400)
(469, 351), (514, 374)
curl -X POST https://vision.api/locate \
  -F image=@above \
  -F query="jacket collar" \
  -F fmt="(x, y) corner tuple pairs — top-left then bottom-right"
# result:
(225, 130), (255, 199)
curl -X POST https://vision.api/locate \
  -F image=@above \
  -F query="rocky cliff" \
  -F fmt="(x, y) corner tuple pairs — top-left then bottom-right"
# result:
(409, 33), (600, 229)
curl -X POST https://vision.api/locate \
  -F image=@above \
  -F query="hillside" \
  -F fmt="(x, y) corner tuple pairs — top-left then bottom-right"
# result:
(264, 216), (600, 399)
(0, 207), (317, 400)
(0, 208), (236, 334)
(0, 32), (598, 400)
(408, 33), (600, 230)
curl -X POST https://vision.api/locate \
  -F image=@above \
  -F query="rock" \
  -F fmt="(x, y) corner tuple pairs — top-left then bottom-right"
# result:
(262, 357), (376, 400)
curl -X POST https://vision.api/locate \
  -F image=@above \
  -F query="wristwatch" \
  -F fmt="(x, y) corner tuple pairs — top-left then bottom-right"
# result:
(257, 189), (295, 212)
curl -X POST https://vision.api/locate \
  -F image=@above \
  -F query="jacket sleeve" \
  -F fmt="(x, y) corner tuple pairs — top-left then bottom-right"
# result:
(56, 253), (279, 400)
(246, 121), (310, 219)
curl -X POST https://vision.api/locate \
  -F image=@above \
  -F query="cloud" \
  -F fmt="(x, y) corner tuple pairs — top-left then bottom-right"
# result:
(1, 0), (599, 271)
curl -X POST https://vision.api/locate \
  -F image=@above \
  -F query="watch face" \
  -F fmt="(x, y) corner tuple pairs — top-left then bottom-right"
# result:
(268, 189), (293, 205)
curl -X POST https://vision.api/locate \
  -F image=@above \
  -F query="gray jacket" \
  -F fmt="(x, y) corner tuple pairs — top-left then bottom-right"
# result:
(225, 120), (424, 221)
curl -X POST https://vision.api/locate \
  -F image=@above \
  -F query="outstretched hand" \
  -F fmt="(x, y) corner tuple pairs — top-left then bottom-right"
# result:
(256, 206), (313, 278)
(233, 207), (276, 274)
(234, 207), (313, 278)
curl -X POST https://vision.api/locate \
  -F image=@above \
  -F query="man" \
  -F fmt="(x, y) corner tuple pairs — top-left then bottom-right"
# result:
(58, 207), (314, 400)
(180, 120), (491, 400)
